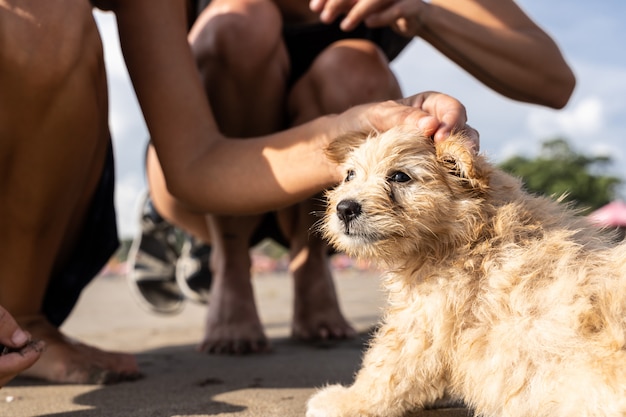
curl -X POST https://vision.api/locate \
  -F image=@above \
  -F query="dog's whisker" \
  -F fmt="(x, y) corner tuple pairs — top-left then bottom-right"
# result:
(309, 210), (325, 218)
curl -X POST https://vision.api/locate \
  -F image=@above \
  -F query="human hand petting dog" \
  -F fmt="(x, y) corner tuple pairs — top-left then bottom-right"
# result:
(340, 91), (479, 151)
(397, 92), (479, 149)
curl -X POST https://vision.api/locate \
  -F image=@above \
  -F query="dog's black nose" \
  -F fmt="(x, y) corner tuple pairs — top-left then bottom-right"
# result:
(336, 199), (362, 225)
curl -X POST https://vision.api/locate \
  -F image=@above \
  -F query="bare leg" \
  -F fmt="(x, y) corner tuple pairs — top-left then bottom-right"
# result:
(285, 40), (402, 340)
(281, 196), (356, 341)
(152, 0), (289, 353)
(199, 215), (269, 353)
(0, 0), (139, 383)
(148, 138), (270, 354)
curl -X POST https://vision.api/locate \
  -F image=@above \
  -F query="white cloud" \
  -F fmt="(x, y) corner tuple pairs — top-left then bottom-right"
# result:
(527, 97), (604, 140)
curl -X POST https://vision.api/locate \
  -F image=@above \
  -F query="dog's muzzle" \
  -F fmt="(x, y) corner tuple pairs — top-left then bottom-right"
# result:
(336, 199), (362, 232)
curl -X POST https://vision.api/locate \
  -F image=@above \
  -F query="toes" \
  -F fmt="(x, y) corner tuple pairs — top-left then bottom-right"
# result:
(58, 351), (142, 385)
(14, 317), (141, 385)
(249, 338), (271, 354)
(198, 338), (271, 355)
(88, 367), (144, 385)
(293, 322), (357, 342)
(334, 325), (357, 339)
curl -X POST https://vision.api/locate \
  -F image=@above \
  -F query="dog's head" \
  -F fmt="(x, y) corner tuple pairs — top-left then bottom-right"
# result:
(322, 126), (493, 266)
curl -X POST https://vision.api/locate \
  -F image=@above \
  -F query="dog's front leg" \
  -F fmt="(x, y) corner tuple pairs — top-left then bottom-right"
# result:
(306, 320), (448, 417)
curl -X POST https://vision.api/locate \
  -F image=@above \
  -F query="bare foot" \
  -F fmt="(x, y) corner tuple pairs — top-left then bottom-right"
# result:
(16, 315), (142, 384)
(0, 305), (44, 387)
(198, 272), (270, 355)
(291, 257), (356, 341)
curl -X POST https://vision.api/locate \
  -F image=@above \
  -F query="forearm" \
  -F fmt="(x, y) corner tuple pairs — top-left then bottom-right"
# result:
(180, 117), (342, 215)
(109, 0), (341, 214)
(419, 0), (575, 108)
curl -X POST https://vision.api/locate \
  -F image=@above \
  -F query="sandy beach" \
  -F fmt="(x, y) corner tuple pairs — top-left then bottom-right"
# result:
(1, 269), (470, 417)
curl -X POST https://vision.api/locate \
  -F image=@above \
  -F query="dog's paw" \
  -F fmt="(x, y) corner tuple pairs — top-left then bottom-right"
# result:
(306, 384), (353, 417)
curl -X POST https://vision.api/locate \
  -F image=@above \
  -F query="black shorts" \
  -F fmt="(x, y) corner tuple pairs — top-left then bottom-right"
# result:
(188, 1), (411, 86)
(42, 142), (119, 327)
(283, 20), (411, 86)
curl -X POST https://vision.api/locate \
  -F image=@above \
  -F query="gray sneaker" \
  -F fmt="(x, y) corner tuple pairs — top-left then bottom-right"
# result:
(127, 193), (185, 314)
(176, 236), (212, 304)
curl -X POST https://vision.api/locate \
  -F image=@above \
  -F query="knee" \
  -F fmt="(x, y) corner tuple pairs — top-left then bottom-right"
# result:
(0, 1), (102, 90)
(306, 40), (401, 106)
(190, 0), (283, 75)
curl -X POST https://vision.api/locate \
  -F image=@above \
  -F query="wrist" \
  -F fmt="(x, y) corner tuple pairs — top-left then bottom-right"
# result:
(413, 1), (431, 36)
(392, 1), (430, 38)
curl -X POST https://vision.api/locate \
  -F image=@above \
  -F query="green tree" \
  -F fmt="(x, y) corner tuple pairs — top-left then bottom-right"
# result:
(498, 138), (622, 214)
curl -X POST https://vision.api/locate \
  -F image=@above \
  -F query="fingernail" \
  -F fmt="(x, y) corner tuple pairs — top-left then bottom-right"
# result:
(340, 18), (352, 31)
(11, 329), (29, 346)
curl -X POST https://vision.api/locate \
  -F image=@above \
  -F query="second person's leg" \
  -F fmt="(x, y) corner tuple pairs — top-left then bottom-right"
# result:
(149, 0), (289, 353)
(284, 39), (403, 340)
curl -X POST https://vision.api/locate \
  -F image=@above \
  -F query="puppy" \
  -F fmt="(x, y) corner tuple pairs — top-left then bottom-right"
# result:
(306, 127), (626, 417)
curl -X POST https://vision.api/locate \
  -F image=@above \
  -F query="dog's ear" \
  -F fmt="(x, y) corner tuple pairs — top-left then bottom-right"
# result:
(325, 131), (371, 164)
(435, 133), (491, 193)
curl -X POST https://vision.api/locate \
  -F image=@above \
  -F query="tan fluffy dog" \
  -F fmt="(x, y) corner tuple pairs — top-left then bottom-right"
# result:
(306, 127), (626, 417)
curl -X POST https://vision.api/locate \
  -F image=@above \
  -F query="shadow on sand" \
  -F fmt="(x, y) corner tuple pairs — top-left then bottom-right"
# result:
(11, 330), (470, 417)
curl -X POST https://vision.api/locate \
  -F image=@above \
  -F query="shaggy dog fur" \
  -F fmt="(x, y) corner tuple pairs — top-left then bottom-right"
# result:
(306, 127), (626, 417)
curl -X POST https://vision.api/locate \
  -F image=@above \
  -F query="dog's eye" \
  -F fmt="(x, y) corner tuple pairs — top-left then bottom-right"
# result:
(345, 169), (356, 182)
(388, 171), (411, 183)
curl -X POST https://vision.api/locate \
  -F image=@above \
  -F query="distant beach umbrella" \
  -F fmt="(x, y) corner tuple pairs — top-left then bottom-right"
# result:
(588, 201), (626, 227)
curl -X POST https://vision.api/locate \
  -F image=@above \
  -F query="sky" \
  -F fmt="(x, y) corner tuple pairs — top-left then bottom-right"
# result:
(93, 1), (626, 239)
